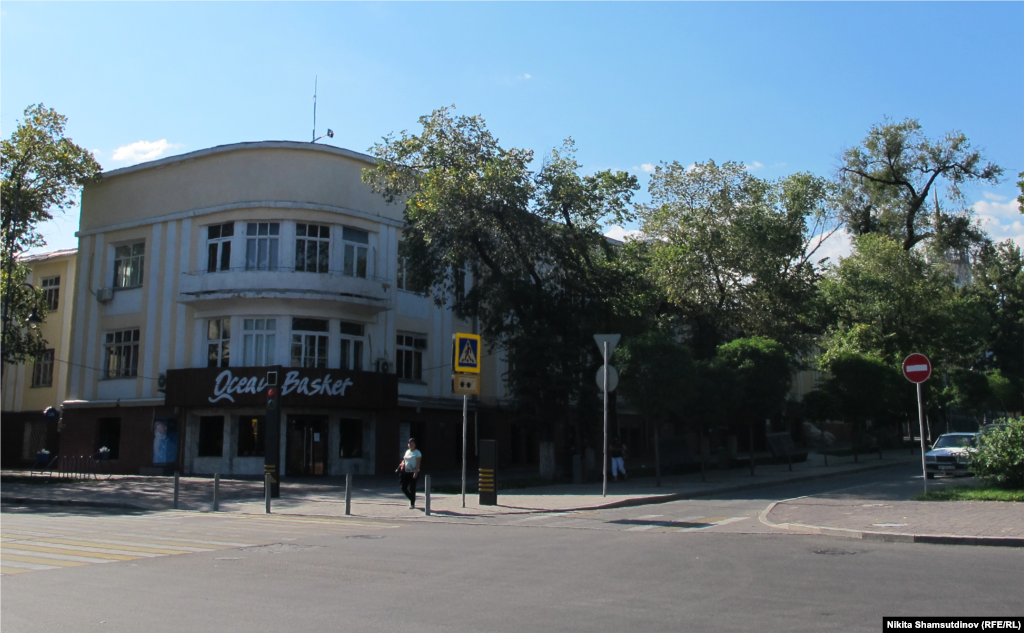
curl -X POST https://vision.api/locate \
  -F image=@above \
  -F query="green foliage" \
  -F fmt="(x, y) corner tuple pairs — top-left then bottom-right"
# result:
(818, 233), (988, 369)
(987, 369), (1024, 414)
(838, 117), (1002, 252)
(970, 240), (1023, 381)
(2, 104), (100, 365)
(362, 107), (643, 435)
(941, 368), (992, 418)
(915, 485), (1024, 502)
(715, 336), (792, 426)
(971, 417), (1024, 489)
(614, 331), (696, 423)
(637, 160), (836, 358)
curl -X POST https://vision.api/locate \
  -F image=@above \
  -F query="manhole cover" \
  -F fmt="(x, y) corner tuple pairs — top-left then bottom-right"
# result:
(812, 548), (859, 556)
(346, 534), (386, 540)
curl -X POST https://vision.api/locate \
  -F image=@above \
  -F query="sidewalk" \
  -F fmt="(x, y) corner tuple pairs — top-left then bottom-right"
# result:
(2, 449), (911, 516)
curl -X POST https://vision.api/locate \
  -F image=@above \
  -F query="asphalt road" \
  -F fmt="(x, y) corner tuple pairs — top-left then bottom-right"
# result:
(2, 465), (1020, 633)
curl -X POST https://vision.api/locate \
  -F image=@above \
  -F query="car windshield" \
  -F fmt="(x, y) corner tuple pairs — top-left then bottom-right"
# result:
(933, 435), (975, 449)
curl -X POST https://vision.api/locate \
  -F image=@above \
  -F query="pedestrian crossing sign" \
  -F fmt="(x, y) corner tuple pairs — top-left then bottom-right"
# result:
(453, 333), (481, 374)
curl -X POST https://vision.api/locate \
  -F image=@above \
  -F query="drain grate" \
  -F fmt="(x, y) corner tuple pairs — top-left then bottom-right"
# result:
(346, 534), (386, 540)
(242, 543), (323, 554)
(813, 548), (859, 556)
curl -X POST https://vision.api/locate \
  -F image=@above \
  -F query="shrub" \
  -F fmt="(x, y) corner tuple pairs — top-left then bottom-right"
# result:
(971, 417), (1024, 489)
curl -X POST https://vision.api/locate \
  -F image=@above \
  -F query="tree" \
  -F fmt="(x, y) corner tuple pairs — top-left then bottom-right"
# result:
(2, 104), (100, 366)
(637, 160), (837, 358)
(837, 117), (1002, 252)
(816, 352), (905, 460)
(716, 336), (792, 473)
(971, 240), (1023, 382)
(362, 107), (641, 465)
(615, 331), (696, 484)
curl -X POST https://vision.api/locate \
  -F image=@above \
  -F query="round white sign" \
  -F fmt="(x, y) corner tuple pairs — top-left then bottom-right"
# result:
(595, 365), (619, 392)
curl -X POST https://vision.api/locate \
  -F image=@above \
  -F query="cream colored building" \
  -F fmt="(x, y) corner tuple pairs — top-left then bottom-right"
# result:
(1, 248), (76, 465)
(60, 141), (511, 477)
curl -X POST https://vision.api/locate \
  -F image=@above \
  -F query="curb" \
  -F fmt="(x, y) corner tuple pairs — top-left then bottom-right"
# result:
(1, 496), (149, 511)
(758, 500), (1024, 548)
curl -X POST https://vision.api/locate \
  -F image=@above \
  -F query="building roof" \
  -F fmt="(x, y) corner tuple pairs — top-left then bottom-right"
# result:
(18, 248), (78, 263)
(99, 140), (378, 180)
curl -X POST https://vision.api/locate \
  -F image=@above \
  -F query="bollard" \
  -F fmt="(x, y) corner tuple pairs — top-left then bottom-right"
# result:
(213, 472), (220, 512)
(265, 473), (272, 514)
(344, 473), (352, 516)
(424, 475), (431, 516)
(173, 472), (180, 509)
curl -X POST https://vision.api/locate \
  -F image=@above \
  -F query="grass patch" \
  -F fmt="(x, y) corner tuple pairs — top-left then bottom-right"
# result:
(915, 485), (1024, 502)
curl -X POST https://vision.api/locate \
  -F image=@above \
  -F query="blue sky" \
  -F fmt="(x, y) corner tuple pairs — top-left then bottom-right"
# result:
(3, 2), (1022, 258)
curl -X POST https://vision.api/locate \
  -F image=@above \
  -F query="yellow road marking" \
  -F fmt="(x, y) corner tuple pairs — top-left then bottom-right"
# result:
(16, 537), (190, 555)
(3, 544), (137, 560)
(0, 553), (89, 567)
(0, 566), (32, 574)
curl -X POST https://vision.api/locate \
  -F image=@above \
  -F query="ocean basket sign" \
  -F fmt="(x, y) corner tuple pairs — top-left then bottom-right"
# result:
(164, 366), (398, 409)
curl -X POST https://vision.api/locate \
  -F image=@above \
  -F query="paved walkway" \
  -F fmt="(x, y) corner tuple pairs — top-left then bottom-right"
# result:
(4, 449), (1021, 546)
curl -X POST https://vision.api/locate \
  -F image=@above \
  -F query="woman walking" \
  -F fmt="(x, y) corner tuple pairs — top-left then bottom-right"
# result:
(398, 438), (423, 509)
(610, 436), (628, 481)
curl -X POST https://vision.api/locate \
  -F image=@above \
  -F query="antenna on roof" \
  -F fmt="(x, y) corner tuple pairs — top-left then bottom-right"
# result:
(311, 76), (334, 144)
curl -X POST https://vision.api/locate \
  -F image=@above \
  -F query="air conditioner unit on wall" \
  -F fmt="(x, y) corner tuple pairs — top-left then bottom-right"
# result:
(96, 287), (114, 302)
(376, 358), (391, 373)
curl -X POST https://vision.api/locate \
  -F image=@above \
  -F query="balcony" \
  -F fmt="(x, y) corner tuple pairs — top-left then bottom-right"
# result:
(177, 267), (393, 315)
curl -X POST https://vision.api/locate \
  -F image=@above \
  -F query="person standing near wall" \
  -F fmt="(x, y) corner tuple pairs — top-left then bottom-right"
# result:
(398, 439), (423, 509)
(610, 436), (628, 481)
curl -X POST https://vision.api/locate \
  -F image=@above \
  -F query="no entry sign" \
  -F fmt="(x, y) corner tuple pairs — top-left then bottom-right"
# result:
(902, 353), (932, 384)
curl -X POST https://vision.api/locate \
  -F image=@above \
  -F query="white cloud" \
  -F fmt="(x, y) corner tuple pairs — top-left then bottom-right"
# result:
(974, 198), (1024, 248)
(604, 225), (642, 242)
(630, 163), (656, 173)
(745, 161), (764, 171)
(811, 229), (854, 268)
(112, 139), (181, 164)
(983, 191), (1008, 201)
(518, 73), (532, 80)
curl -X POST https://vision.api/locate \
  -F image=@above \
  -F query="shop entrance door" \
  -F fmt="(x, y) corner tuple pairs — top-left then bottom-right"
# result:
(286, 415), (328, 476)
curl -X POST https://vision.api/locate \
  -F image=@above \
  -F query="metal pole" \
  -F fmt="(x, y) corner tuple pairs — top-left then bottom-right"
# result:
(213, 472), (220, 512)
(917, 382), (927, 494)
(602, 341), (608, 498)
(265, 473), (272, 514)
(424, 474), (431, 516)
(462, 394), (468, 508)
(173, 471), (180, 509)
(345, 473), (352, 516)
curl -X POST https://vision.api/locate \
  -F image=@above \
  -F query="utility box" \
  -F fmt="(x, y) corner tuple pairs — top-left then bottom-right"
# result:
(479, 439), (497, 506)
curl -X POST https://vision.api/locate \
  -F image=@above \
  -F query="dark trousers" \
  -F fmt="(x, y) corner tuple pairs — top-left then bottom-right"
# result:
(400, 472), (418, 504)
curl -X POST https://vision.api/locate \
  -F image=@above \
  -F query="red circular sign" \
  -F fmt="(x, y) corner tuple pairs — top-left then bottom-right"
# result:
(902, 353), (932, 384)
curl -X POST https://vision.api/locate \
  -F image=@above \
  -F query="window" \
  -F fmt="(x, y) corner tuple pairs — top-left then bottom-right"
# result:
(242, 319), (276, 366)
(397, 242), (427, 293)
(207, 318), (231, 368)
(339, 321), (365, 371)
(41, 276), (60, 311)
(104, 328), (140, 378)
(245, 222), (280, 271)
(197, 416), (224, 457)
(342, 227), (369, 278)
(339, 418), (363, 458)
(291, 318), (329, 368)
(206, 223), (234, 272)
(396, 334), (426, 381)
(31, 349), (55, 387)
(114, 243), (145, 288)
(96, 418), (121, 460)
(455, 266), (467, 305)
(295, 223), (330, 273)
(237, 416), (266, 457)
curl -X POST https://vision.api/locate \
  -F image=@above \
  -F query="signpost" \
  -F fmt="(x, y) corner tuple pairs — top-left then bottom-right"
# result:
(264, 369), (281, 498)
(593, 334), (620, 498)
(902, 353), (933, 494)
(454, 333), (482, 508)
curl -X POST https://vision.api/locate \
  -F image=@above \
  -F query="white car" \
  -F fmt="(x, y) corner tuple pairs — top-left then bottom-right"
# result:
(924, 432), (977, 479)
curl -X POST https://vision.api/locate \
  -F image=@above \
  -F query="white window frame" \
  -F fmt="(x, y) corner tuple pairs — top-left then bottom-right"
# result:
(397, 242), (426, 293)
(245, 222), (280, 271)
(242, 318), (277, 367)
(339, 321), (365, 371)
(295, 223), (331, 273)
(31, 349), (55, 387)
(342, 227), (369, 278)
(104, 328), (140, 378)
(41, 276), (60, 311)
(113, 243), (145, 288)
(207, 318), (231, 368)
(206, 223), (234, 273)
(396, 333), (426, 381)
(291, 318), (329, 368)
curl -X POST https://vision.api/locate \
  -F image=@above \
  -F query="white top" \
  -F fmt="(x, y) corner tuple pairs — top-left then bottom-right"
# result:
(403, 449), (422, 472)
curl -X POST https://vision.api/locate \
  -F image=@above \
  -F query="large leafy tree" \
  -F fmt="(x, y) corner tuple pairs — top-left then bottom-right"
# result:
(837, 117), (1002, 252)
(637, 160), (837, 358)
(362, 107), (642, 447)
(2, 104), (100, 366)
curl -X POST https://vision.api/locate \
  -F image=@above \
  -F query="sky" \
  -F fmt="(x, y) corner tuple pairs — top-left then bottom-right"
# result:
(3, 2), (1022, 260)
